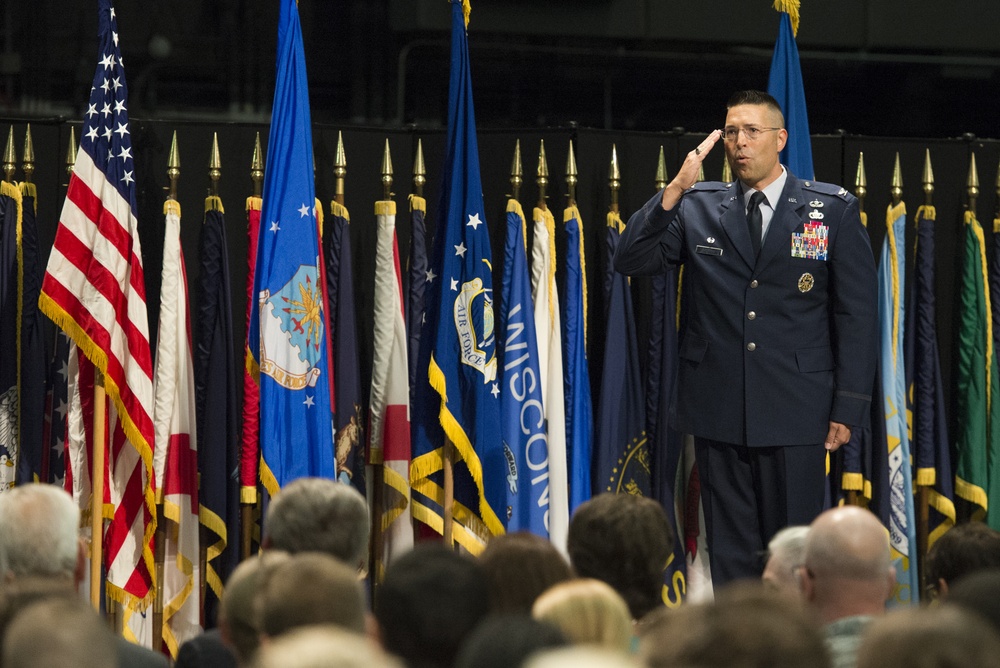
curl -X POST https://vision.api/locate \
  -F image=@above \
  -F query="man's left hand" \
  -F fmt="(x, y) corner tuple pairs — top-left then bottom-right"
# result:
(825, 422), (851, 451)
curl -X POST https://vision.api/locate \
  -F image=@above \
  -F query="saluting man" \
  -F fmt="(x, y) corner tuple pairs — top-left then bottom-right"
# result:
(615, 90), (877, 585)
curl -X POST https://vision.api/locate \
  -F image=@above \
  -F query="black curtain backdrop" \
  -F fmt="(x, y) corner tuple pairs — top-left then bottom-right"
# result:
(6, 118), (1000, 448)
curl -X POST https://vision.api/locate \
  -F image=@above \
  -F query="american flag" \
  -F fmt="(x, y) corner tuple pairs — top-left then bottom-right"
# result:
(38, 0), (156, 611)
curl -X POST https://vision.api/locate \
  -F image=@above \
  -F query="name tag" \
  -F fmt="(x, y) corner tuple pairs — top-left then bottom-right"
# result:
(696, 245), (723, 256)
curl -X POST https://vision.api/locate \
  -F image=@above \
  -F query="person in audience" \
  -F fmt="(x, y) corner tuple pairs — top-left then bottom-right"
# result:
(639, 582), (829, 668)
(252, 626), (402, 668)
(567, 493), (674, 620)
(258, 552), (367, 639)
(855, 606), (1000, 668)
(799, 506), (894, 668)
(943, 569), (1000, 635)
(262, 477), (370, 571)
(923, 520), (1000, 600)
(524, 646), (644, 668)
(0, 483), (167, 668)
(454, 615), (567, 668)
(761, 525), (809, 597)
(2, 596), (117, 668)
(374, 544), (489, 668)
(478, 532), (573, 614)
(532, 579), (633, 653)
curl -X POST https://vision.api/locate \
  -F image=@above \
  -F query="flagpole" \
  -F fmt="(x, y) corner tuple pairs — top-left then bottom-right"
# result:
(373, 140), (391, 563)
(845, 153), (868, 508)
(914, 150), (933, 585)
(90, 377), (107, 611)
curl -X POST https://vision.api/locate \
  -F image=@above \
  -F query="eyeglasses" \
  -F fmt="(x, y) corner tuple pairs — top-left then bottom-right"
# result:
(721, 126), (782, 142)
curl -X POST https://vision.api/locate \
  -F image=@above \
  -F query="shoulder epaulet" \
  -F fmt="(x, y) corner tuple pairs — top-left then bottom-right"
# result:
(802, 180), (852, 201)
(688, 181), (731, 192)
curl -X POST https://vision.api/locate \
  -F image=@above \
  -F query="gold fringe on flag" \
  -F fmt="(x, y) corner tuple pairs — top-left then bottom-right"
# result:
(772, 0), (800, 37)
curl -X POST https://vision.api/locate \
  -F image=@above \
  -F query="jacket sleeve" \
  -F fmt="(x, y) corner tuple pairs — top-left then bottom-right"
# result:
(613, 189), (685, 275)
(829, 196), (878, 428)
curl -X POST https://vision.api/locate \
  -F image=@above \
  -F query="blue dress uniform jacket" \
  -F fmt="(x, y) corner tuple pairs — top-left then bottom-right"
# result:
(614, 172), (877, 448)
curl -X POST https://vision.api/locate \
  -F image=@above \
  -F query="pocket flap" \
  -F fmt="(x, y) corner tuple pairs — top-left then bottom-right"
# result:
(680, 335), (709, 363)
(795, 346), (834, 372)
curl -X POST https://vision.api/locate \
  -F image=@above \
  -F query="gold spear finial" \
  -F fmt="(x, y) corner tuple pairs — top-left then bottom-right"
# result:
(65, 126), (77, 184)
(167, 130), (180, 200)
(654, 146), (668, 191)
(565, 140), (578, 207)
(3, 126), (15, 183)
(890, 152), (903, 206)
(510, 139), (523, 202)
(251, 132), (264, 198)
(413, 138), (426, 197)
(381, 138), (393, 200)
(721, 156), (733, 183)
(968, 152), (980, 214)
(854, 152), (867, 208)
(536, 140), (549, 209)
(22, 124), (35, 184)
(922, 149), (934, 207)
(333, 131), (346, 205)
(208, 132), (222, 197)
(609, 144), (621, 214)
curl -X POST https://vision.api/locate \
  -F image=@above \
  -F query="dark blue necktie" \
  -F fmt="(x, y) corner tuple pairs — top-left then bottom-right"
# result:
(747, 191), (766, 258)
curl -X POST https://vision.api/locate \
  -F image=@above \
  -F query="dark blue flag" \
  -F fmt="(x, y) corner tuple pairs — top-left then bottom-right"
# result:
(595, 212), (650, 496)
(407, 194), (429, 396)
(767, 5), (814, 180)
(410, 0), (505, 552)
(42, 331), (71, 486)
(0, 181), (22, 490)
(248, 0), (336, 493)
(194, 198), (241, 627)
(563, 205), (592, 514)
(906, 204), (954, 548)
(326, 202), (365, 493)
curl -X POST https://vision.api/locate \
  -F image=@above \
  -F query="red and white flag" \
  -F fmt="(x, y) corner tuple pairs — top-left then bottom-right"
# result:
(38, 0), (156, 612)
(369, 200), (413, 573)
(149, 199), (201, 654)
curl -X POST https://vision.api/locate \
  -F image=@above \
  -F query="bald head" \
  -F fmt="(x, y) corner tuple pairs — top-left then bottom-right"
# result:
(802, 507), (895, 621)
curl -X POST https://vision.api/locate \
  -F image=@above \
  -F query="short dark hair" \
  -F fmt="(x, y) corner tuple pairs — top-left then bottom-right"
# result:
(375, 544), (490, 668)
(925, 521), (1000, 593)
(945, 569), (1000, 636)
(454, 615), (567, 668)
(727, 90), (785, 126)
(567, 493), (674, 620)
(856, 606), (1000, 668)
(479, 532), (573, 614)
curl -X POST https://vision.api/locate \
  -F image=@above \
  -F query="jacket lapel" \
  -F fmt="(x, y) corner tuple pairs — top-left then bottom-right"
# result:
(756, 174), (806, 270)
(719, 184), (756, 270)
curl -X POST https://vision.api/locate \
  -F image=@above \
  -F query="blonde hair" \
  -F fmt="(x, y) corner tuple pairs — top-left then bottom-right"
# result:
(532, 578), (633, 653)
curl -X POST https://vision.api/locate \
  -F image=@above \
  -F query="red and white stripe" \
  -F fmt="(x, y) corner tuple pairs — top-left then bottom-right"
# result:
(369, 201), (413, 571)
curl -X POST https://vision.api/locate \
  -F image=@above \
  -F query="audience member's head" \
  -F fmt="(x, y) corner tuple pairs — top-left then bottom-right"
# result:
(524, 647), (642, 668)
(0, 483), (83, 583)
(567, 493), (674, 620)
(252, 626), (402, 668)
(943, 569), (1000, 636)
(454, 615), (567, 668)
(640, 582), (830, 668)
(478, 532), (573, 614)
(375, 544), (489, 668)
(801, 506), (894, 622)
(532, 579), (632, 653)
(263, 478), (369, 570)
(856, 606), (1000, 668)
(924, 521), (1000, 599)
(258, 552), (366, 639)
(222, 552), (290, 665)
(762, 525), (809, 597)
(2, 596), (117, 668)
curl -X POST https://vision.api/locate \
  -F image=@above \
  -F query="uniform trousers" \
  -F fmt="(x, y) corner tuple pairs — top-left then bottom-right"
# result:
(694, 437), (827, 586)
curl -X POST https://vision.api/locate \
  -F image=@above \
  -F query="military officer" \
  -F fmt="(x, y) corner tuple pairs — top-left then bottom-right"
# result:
(614, 90), (878, 584)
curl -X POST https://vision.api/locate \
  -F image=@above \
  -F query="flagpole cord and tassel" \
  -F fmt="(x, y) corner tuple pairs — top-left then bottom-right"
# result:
(772, 0), (800, 36)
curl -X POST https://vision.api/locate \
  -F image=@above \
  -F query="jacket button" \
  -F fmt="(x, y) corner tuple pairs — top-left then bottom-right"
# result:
(750, 280), (759, 288)
(747, 342), (756, 351)
(747, 311), (756, 320)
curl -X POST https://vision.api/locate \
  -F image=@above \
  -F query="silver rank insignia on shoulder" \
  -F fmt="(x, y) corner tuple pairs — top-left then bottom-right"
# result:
(798, 272), (814, 293)
(837, 188), (848, 196)
(804, 181), (812, 187)
(809, 199), (823, 208)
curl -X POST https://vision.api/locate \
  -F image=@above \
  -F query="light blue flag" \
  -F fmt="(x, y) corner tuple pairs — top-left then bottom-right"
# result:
(410, 0), (505, 553)
(500, 200), (552, 536)
(563, 205), (593, 513)
(879, 202), (918, 606)
(249, 0), (335, 494)
(767, 6), (814, 180)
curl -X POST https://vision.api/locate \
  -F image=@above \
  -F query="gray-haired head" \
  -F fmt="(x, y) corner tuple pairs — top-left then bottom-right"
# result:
(263, 478), (369, 570)
(0, 484), (81, 581)
(763, 526), (810, 595)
